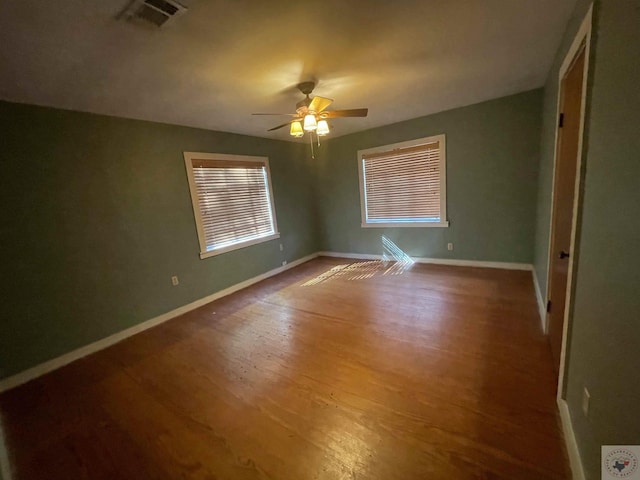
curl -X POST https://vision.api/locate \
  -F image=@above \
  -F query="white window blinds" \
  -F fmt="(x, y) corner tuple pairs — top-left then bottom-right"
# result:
(184, 154), (279, 258)
(359, 135), (447, 227)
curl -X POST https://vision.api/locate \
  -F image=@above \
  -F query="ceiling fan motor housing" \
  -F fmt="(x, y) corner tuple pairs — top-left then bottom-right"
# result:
(296, 100), (311, 113)
(297, 81), (315, 95)
(296, 81), (315, 113)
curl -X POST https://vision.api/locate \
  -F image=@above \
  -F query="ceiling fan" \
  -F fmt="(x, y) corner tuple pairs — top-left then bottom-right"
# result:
(252, 81), (368, 137)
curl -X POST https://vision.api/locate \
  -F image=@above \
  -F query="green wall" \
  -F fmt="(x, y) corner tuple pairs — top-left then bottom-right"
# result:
(534, 0), (640, 477)
(316, 90), (543, 263)
(0, 101), (317, 379)
(562, 1), (640, 478)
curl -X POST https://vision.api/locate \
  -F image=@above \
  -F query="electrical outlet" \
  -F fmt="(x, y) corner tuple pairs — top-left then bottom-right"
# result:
(279, 243), (284, 251)
(282, 260), (287, 266)
(447, 242), (454, 251)
(582, 387), (590, 416)
(171, 275), (179, 286)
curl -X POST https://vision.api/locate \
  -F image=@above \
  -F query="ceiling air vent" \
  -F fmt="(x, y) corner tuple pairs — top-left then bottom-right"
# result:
(121, 0), (187, 27)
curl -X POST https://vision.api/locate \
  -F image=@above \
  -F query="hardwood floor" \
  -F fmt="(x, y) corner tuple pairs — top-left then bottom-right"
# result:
(0, 257), (569, 479)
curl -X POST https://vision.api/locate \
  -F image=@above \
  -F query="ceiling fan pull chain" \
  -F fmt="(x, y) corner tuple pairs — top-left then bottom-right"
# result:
(309, 132), (315, 159)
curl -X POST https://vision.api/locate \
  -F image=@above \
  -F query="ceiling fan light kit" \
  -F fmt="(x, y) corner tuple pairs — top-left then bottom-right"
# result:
(316, 120), (330, 136)
(303, 114), (317, 132)
(289, 121), (304, 137)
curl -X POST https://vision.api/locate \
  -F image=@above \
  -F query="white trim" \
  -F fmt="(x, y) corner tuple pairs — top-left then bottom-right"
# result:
(543, 5), (593, 400)
(183, 152), (280, 259)
(357, 134), (448, 228)
(319, 251), (381, 261)
(558, 398), (586, 480)
(360, 221), (449, 228)
(199, 233), (280, 259)
(0, 253), (318, 393)
(318, 251), (532, 271)
(532, 268), (547, 333)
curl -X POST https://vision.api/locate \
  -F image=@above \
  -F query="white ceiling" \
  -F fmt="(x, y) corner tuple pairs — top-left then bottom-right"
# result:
(0, 0), (577, 141)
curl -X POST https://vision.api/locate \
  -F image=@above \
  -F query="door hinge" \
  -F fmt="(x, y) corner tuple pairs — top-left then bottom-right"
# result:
(559, 113), (564, 128)
(547, 300), (552, 313)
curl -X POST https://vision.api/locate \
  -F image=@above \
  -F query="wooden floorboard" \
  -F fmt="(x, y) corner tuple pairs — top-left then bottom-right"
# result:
(0, 257), (569, 479)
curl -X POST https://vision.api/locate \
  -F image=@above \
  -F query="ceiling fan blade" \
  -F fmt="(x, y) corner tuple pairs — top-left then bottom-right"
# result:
(252, 113), (299, 116)
(308, 96), (333, 113)
(267, 118), (302, 131)
(322, 108), (369, 118)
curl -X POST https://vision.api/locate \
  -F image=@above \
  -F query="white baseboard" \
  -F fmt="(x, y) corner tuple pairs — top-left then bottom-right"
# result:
(558, 398), (586, 480)
(319, 251), (381, 261)
(318, 251), (533, 271)
(532, 268), (547, 333)
(0, 253), (319, 393)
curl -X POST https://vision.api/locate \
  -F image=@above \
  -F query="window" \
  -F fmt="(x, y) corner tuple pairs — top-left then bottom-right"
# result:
(183, 152), (279, 258)
(358, 134), (448, 228)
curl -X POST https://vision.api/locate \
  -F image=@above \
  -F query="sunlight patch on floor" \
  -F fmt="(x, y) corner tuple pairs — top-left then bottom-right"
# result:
(381, 235), (414, 266)
(303, 236), (414, 286)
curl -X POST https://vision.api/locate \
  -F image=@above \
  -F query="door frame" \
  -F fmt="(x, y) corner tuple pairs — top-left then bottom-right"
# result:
(543, 4), (593, 399)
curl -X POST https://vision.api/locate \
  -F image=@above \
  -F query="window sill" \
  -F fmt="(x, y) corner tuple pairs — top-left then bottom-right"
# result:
(361, 221), (449, 228)
(199, 233), (280, 259)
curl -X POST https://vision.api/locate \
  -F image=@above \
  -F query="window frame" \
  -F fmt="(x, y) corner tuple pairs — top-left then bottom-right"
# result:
(183, 152), (280, 259)
(357, 134), (448, 228)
